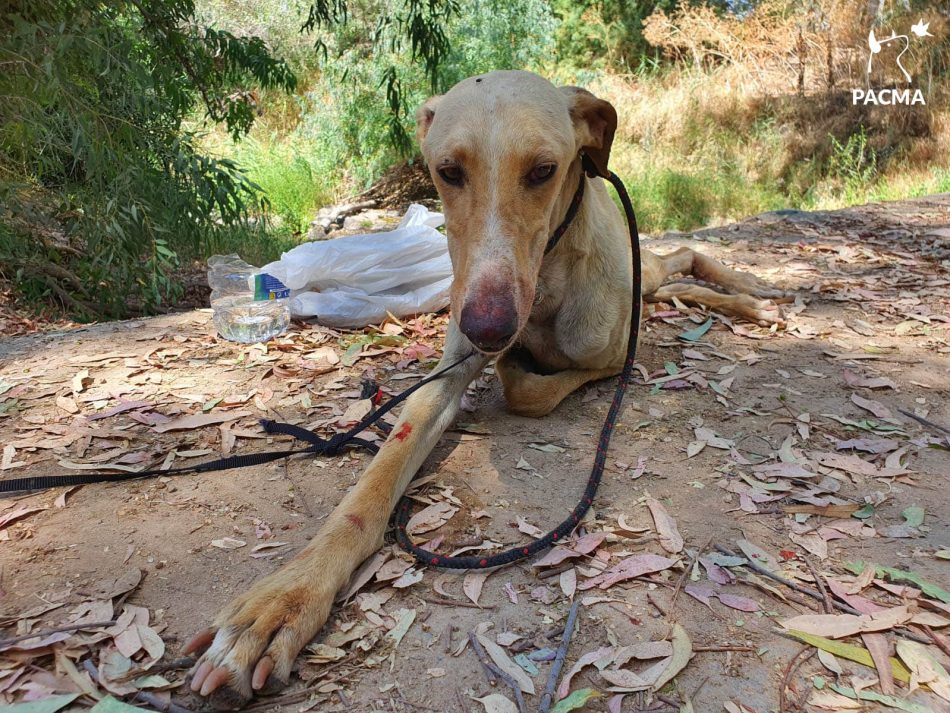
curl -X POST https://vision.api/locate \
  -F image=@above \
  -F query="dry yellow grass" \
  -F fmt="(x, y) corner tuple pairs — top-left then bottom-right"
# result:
(574, 1), (950, 232)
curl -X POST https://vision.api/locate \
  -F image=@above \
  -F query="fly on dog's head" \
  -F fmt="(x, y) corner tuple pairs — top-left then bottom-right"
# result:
(416, 70), (616, 354)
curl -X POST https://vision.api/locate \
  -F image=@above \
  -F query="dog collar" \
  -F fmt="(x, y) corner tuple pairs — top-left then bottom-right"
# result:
(544, 169), (586, 255)
(544, 153), (603, 255)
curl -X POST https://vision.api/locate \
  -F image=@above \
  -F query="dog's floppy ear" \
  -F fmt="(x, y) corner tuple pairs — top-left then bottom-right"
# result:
(415, 95), (443, 146)
(561, 86), (617, 178)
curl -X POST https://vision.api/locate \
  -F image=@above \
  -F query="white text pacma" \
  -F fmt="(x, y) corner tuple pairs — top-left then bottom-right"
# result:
(852, 88), (926, 106)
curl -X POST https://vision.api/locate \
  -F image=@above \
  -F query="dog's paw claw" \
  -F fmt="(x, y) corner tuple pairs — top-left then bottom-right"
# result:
(251, 657), (275, 692)
(184, 629), (216, 657)
(201, 668), (238, 699)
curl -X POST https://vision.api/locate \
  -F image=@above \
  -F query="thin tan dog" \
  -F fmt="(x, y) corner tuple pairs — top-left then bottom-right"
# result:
(186, 70), (785, 708)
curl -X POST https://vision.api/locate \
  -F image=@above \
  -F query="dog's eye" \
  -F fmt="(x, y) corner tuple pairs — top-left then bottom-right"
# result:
(437, 164), (464, 186)
(528, 163), (557, 185)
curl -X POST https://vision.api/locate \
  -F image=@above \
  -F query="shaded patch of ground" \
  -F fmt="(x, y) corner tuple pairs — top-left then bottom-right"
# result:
(0, 285), (82, 337)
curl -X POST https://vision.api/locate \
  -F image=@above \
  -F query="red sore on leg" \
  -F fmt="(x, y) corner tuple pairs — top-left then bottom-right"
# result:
(392, 423), (412, 442)
(346, 513), (365, 531)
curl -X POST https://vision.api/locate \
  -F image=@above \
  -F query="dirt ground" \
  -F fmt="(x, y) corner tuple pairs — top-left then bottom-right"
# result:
(1, 194), (948, 713)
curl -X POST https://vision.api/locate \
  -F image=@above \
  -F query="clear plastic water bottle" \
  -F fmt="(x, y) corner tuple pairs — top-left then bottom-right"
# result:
(207, 255), (291, 343)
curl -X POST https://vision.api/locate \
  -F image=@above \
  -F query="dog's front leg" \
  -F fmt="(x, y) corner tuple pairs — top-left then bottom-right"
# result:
(185, 322), (486, 709)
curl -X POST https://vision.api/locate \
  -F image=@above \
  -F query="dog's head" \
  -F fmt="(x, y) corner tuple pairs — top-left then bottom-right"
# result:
(416, 70), (617, 354)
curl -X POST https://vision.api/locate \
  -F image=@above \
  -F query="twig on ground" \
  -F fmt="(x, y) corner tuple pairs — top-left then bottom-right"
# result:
(0, 620), (117, 648)
(455, 687), (468, 713)
(740, 574), (820, 612)
(468, 631), (526, 713)
(656, 694), (685, 709)
(424, 596), (495, 610)
(467, 634), (498, 687)
(668, 536), (713, 622)
(693, 645), (756, 652)
(922, 624), (950, 659)
(133, 691), (194, 713)
(632, 702), (674, 712)
(803, 556), (833, 614)
(646, 592), (668, 617)
(898, 407), (950, 435)
(634, 575), (675, 590)
(690, 675), (711, 701)
(538, 598), (581, 713)
(242, 685), (329, 713)
(116, 656), (196, 682)
(83, 657), (192, 713)
(779, 646), (814, 713)
(444, 623), (456, 654)
(537, 563), (574, 580)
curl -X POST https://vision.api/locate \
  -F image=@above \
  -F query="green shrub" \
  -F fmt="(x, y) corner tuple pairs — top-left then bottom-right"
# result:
(0, 0), (295, 317)
(222, 133), (337, 233)
(828, 128), (878, 201)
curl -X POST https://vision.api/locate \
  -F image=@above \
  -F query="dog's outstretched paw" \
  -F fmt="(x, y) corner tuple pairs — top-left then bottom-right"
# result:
(735, 295), (785, 327)
(185, 568), (332, 710)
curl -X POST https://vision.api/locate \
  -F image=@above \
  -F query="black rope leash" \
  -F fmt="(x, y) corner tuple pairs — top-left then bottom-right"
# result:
(0, 156), (641, 575)
(394, 162), (641, 569)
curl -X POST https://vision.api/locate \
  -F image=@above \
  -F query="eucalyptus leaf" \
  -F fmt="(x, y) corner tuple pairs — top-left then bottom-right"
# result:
(90, 697), (149, 713)
(678, 318), (713, 342)
(847, 562), (950, 604)
(784, 629), (911, 682)
(828, 684), (934, 713)
(550, 688), (601, 713)
(902, 506), (925, 528)
(2, 695), (80, 713)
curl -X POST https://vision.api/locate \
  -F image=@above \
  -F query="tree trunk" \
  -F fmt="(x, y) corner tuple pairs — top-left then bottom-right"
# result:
(826, 34), (834, 90)
(797, 28), (806, 96)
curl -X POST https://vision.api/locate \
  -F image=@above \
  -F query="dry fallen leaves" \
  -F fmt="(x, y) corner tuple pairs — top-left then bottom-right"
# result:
(405, 501), (458, 536)
(464, 570), (491, 606)
(646, 497), (683, 554)
(579, 554), (678, 590)
(780, 606), (916, 638)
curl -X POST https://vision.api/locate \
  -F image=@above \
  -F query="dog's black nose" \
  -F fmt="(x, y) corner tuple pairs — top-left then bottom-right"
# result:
(459, 297), (518, 352)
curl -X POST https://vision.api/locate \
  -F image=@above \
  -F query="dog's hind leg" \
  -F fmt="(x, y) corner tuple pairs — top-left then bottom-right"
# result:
(185, 322), (487, 709)
(648, 282), (783, 327)
(652, 246), (786, 300)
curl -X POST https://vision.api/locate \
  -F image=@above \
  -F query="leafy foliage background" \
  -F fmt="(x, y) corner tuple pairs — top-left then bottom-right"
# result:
(0, 0), (296, 316)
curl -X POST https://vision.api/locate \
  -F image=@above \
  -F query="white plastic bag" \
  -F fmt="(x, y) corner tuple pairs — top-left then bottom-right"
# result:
(260, 204), (453, 328)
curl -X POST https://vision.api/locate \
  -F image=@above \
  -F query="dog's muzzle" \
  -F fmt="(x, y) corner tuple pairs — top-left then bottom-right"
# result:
(459, 293), (519, 353)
